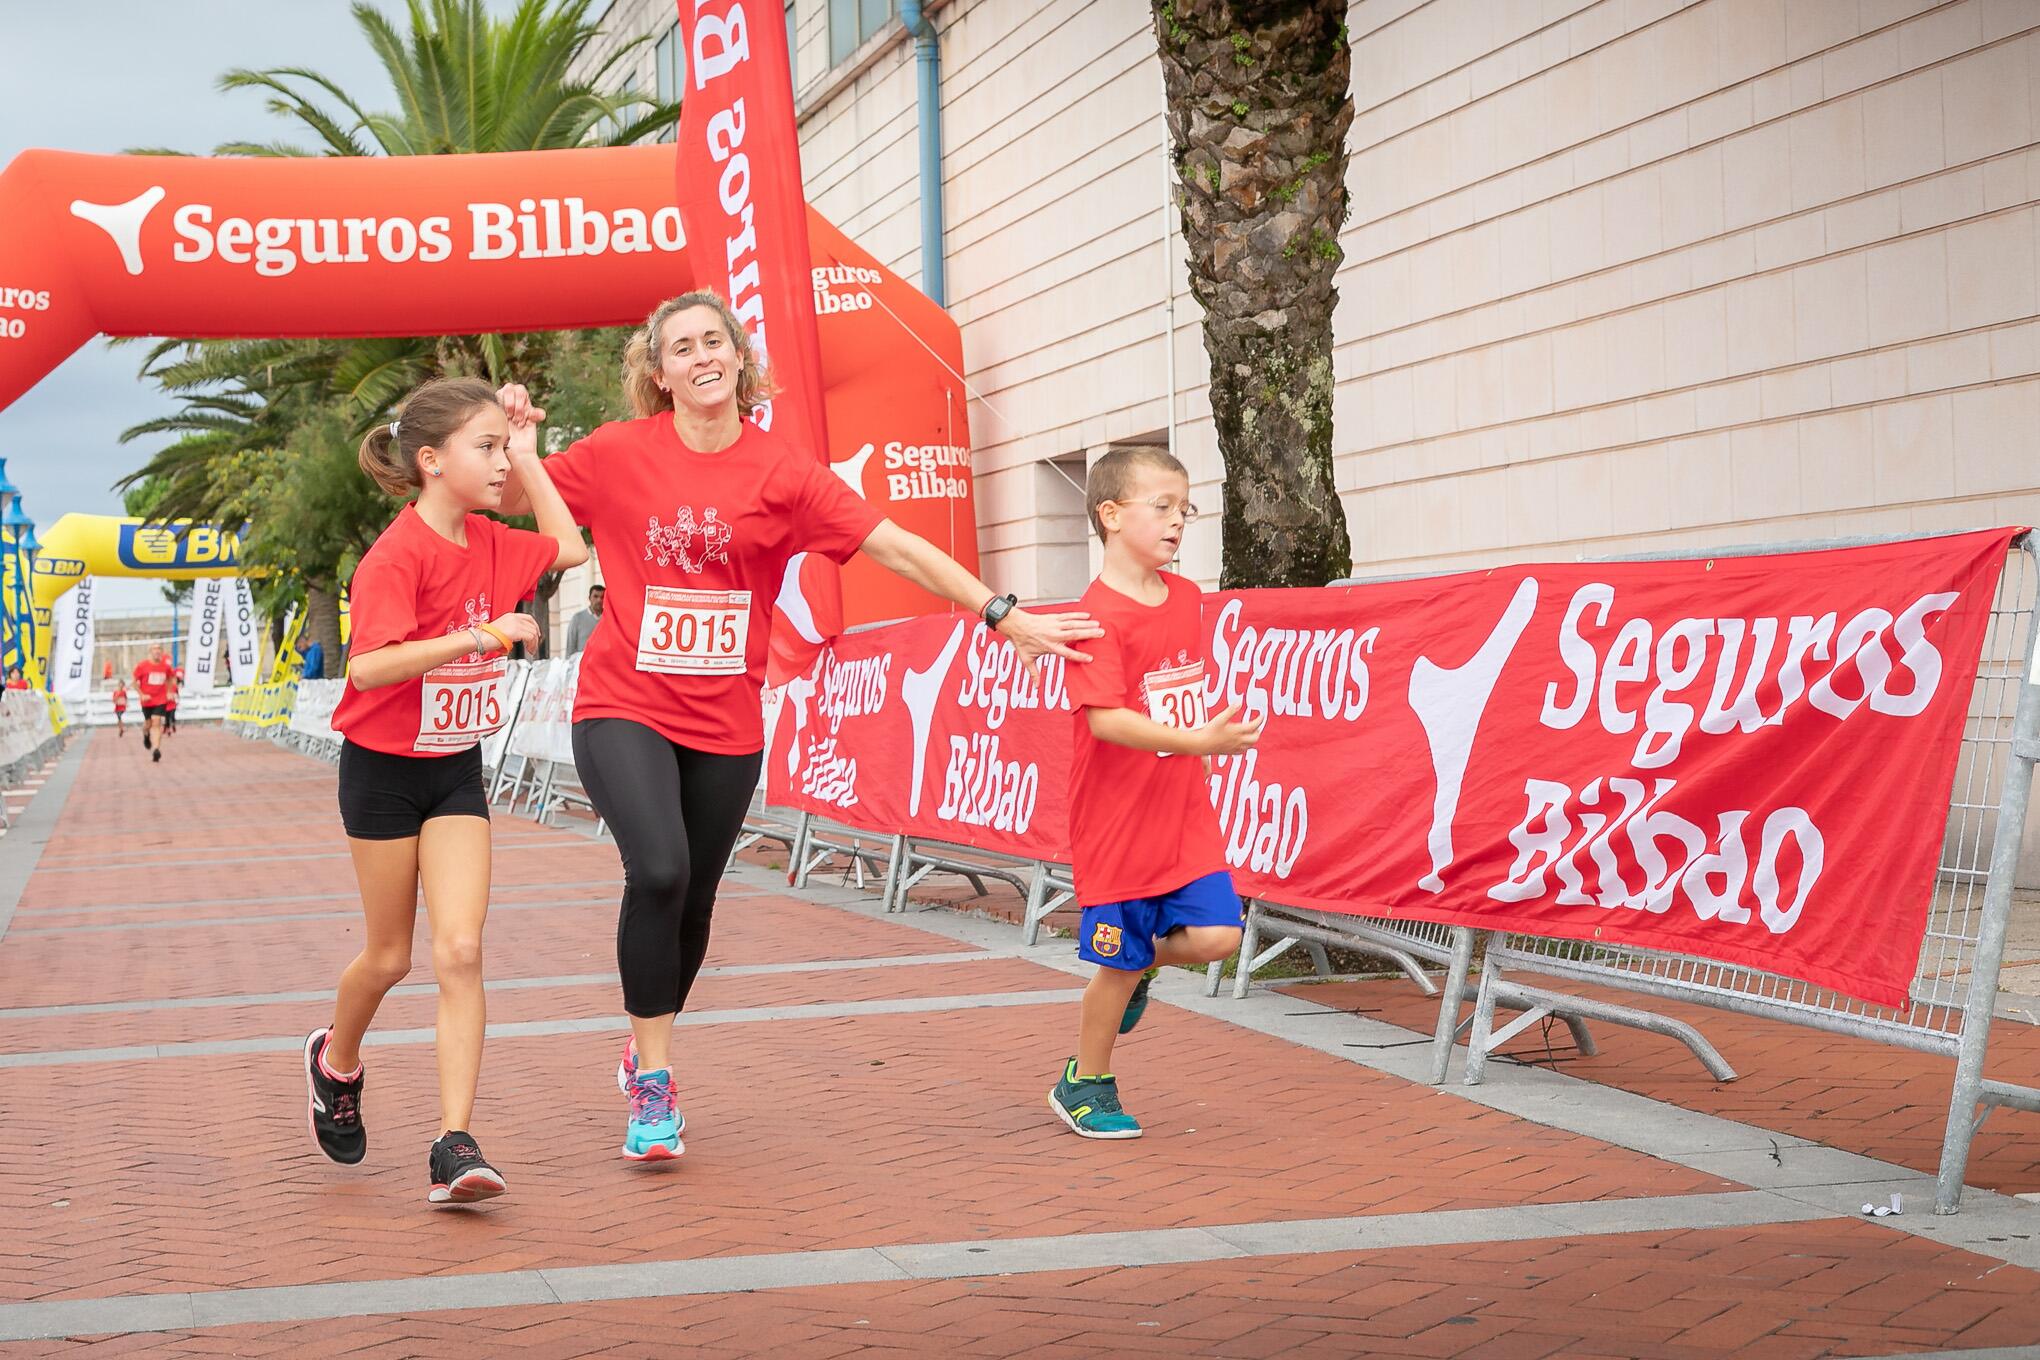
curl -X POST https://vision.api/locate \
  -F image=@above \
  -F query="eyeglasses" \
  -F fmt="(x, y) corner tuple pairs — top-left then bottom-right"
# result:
(1112, 496), (1201, 524)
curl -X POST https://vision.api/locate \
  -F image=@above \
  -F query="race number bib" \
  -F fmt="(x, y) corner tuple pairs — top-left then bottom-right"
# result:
(1144, 660), (1208, 757)
(416, 657), (507, 752)
(636, 587), (751, 675)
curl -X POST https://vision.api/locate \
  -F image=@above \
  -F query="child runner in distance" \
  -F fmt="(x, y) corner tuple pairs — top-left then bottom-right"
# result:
(111, 681), (127, 737)
(1049, 448), (1262, 1139)
(303, 377), (585, 1205)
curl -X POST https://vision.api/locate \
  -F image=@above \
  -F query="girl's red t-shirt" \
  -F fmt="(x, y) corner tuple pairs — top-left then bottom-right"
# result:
(541, 415), (882, 754)
(332, 505), (557, 757)
(1063, 572), (1230, 907)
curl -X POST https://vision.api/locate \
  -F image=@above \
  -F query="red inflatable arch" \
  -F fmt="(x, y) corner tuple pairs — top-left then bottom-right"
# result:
(0, 142), (977, 634)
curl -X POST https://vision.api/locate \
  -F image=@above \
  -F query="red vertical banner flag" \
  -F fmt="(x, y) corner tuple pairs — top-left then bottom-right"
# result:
(672, 0), (843, 680)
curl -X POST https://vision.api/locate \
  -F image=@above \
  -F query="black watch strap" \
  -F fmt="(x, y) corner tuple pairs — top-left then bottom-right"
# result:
(981, 593), (1018, 628)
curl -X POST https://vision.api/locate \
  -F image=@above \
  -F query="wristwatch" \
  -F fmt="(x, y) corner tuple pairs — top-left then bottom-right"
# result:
(980, 593), (1018, 630)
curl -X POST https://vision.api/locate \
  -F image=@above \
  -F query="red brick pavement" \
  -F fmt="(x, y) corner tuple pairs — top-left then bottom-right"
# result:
(10, 1219), (2040, 1359)
(1276, 977), (2040, 1197)
(0, 957), (1067, 1055)
(5, 730), (2036, 1357)
(0, 1003), (1741, 1302)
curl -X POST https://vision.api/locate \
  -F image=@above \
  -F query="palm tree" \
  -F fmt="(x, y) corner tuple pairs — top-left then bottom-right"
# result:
(121, 0), (674, 656)
(1153, 0), (1354, 588)
(212, 0), (676, 158)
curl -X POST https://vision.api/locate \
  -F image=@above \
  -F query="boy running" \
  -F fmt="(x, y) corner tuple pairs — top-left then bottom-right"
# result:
(1048, 448), (1262, 1139)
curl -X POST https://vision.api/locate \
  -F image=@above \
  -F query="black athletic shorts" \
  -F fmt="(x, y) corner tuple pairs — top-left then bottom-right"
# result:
(336, 740), (489, 840)
(141, 704), (167, 719)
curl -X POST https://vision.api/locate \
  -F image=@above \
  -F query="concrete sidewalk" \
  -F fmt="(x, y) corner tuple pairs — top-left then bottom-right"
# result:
(2, 728), (2039, 1358)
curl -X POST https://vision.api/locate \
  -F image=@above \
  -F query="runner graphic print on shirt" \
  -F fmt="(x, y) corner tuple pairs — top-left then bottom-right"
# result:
(644, 506), (735, 573)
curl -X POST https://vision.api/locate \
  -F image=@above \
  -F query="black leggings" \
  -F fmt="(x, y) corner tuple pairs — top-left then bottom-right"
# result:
(572, 718), (762, 1018)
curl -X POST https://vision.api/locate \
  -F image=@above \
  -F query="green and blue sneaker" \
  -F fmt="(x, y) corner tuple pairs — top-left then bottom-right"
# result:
(1119, 969), (1159, 1034)
(622, 1069), (683, 1161)
(1047, 1057), (1143, 1139)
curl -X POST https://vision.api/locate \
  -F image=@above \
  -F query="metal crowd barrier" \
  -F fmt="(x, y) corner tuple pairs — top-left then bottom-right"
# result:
(1210, 904), (1730, 1085)
(0, 722), (69, 830)
(788, 812), (897, 891)
(733, 789), (801, 861)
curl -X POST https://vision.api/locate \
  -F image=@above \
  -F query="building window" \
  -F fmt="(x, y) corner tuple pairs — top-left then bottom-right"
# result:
(654, 24), (681, 142)
(1036, 451), (1093, 604)
(828, 0), (896, 69)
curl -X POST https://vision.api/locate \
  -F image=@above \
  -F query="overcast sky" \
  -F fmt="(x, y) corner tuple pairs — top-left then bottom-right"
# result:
(0, 2), (513, 610)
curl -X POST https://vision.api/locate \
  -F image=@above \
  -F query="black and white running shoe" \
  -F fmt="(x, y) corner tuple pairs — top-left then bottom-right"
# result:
(303, 1027), (366, 1165)
(428, 1131), (506, 1205)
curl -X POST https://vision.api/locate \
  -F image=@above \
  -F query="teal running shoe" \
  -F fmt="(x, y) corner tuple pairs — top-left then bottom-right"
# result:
(615, 1037), (684, 1134)
(622, 1069), (683, 1161)
(1119, 969), (1159, 1034)
(1047, 1057), (1143, 1139)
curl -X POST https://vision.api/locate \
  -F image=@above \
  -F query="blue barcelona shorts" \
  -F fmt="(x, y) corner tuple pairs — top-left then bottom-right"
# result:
(1077, 871), (1244, 971)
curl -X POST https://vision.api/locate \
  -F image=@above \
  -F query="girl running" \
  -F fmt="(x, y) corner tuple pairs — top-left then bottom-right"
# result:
(111, 682), (127, 737)
(494, 291), (1100, 1161)
(302, 377), (585, 1205)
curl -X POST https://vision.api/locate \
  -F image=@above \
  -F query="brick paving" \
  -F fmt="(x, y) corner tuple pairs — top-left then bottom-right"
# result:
(0, 728), (2037, 1357)
(16, 1220), (2040, 1360)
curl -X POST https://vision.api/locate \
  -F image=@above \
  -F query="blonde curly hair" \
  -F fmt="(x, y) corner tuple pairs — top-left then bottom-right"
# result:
(622, 291), (773, 419)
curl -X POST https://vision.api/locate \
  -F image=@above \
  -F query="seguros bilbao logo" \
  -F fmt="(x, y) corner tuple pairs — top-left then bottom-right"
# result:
(67, 185), (685, 279)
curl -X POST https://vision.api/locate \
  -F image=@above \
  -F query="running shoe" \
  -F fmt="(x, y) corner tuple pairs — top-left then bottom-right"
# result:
(152, 748), (161, 763)
(622, 1069), (683, 1161)
(142, 730), (151, 750)
(614, 1036), (685, 1133)
(303, 1027), (366, 1164)
(1047, 1057), (1143, 1139)
(428, 1131), (506, 1205)
(1119, 968), (1159, 1034)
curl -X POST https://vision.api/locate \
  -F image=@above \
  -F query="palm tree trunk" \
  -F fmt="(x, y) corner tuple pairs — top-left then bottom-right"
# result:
(1154, 0), (1354, 588)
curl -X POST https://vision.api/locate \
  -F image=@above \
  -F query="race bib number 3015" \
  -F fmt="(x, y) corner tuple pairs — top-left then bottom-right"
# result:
(416, 658), (507, 752)
(636, 587), (751, 675)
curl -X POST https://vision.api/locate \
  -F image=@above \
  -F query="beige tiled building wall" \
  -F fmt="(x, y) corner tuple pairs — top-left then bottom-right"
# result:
(579, 0), (2040, 602)
(580, 0), (2040, 879)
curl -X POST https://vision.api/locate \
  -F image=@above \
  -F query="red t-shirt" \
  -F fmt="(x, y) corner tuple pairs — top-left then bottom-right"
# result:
(332, 505), (557, 757)
(133, 659), (174, 706)
(542, 416), (882, 754)
(1063, 572), (1229, 907)
(112, 688), (128, 710)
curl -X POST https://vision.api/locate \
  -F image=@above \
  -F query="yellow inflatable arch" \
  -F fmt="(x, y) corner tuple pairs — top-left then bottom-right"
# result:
(29, 513), (248, 669)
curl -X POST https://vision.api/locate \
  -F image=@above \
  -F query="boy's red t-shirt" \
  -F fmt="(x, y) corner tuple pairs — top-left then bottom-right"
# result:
(133, 659), (173, 706)
(1062, 571), (1229, 907)
(332, 505), (556, 757)
(540, 415), (882, 755)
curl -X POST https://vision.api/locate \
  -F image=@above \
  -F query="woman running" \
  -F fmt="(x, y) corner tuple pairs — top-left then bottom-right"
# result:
(111, 681), (128, 737)
(302, 376), (585, 1205)
(495, 290), (1099, 1161)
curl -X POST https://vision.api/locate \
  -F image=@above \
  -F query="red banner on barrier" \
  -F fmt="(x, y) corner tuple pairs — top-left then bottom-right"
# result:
(768, 530), (2020, 1007)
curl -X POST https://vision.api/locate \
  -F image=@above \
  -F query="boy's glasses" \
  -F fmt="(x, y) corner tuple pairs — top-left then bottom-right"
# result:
(1113, 496), (1201, 524)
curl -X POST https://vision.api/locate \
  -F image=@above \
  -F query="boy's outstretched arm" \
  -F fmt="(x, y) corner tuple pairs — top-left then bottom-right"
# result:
(1086, 703), (1263, 757)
